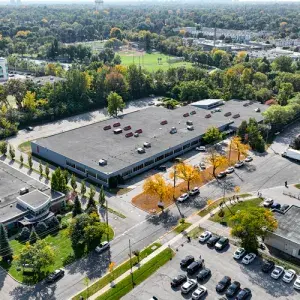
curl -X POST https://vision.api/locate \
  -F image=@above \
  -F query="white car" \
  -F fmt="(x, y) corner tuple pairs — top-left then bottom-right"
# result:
(225, 167), (234, 174)
(244, 156), (253, 162)
(282, 269), (296, 283)
(271, 265), (285, 279)
(233, 247), (246, 260)
(199, 162), (206, 169)
(192, 285), (207, 299)
(242, 253), (256, 265)
(293, 275), (300, 290)
(263, 198), (274, 207)
(95, 241), (110, 253)
(199, 231), (212, 243)
(196, 146), (206, 152)
(234, 161), (244, 168)
(189, 187), (200, 196)
(181, 279), (197, 294)
(177, 193), (189, 202)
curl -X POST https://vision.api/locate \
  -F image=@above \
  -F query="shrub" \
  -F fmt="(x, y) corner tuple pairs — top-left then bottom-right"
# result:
(35, 222), (48, 236)
(56, 214), (62, 222)
(60, 219), (69, 229)
(46, 216), (60, 229)
(18, 227), (30, 242)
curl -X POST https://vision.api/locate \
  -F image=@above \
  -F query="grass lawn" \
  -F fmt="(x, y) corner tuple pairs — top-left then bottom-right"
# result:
(1, 225), (114, 284)
(18, 141), (32, 154)
(118, 51), (193, 72)
(188, 226), (205, 239)
(173, 222), (192, 234)
(73, 242), (162, 300)
(295, 184), (300, 189)
(209, 198), (263, 226)
(96, 247), (174, 300)
(198, 194), (251, 217)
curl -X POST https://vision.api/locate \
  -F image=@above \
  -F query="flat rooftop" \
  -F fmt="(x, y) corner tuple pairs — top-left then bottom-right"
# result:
(34, 100), (267, 175)
(274, 205), (300, 244)
(18, 190), (50, 210)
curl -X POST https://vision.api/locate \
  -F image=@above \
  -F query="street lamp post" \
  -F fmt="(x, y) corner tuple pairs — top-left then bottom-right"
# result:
(173, 164), (184, 218)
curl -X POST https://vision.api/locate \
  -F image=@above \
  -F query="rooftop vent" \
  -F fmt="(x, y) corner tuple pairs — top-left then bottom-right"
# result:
(144, 142), (151, 148)
(187, 125), (194, 131)
(124, 125), (131, 131)
(186, 120), (193, 126)
(135, 129), (143, 134)
(113, 128), (123, 134)
(190, 111), (196, 115)
(113, 122), (121, 127)
(170, 127), (177, 134)
(224, 112), (232, 117)
(125, 132), (133, 137)
(232, 113), (240, 119)
(137, 147), (145, 154)
(183, 113), (189, 117)
(103, 125), (111, 130)
(134, 133), (139, 137)
(160, 120), (168, 125)
(99, 159), (107, 166)
(254, 108), (261, 112)
(205, 114), (211, 118)
(243, 103), (249, 107)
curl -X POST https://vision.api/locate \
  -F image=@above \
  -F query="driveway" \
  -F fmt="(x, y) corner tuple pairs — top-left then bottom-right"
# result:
(124, 238), (300, 300)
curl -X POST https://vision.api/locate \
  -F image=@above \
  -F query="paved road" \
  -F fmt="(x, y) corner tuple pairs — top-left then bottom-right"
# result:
(124, 237), (300, 300)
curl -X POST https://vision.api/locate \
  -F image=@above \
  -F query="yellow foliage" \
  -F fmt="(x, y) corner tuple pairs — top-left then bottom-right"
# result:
(109, 262), (116, 272)
(23, 91), (36, 111)
(207, 199), (214, 206)
(230, 136), (250, 161)
(114, 65), (127, 74)
(234, 186), (241, 194)
(205, 150), (228, 177)
(1, 104), (7, 115)
(143, 174), (173, 203)
(41, 18), (48, 23)
(83, 72), (92, 89)
(16, 30), (31, 37)
(179, 29), (186, 36)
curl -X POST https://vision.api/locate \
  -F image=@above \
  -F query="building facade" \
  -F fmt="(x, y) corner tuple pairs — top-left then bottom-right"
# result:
(0, 58), (8, 81)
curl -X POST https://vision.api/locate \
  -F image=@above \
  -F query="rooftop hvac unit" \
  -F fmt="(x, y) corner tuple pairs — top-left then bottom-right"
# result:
(190, 111), (196, 115)
(113, 128), (123, 134)
(134, 133), (139, 137)
(170, 127), (177, 134)
(232, 113), (240, 119)
(160, 120), (168, 125)
(186, 120), (193, 125)
(124, 125), (131, 131)
(205, 114), (211, 118)
(243, 103), (249, 107)
(99, 159), (107, 166)
(183, 113), (189, 117)
(224, 112), (232, 117)
(187, 125), (194, 131)
(137, 147), (145, 154)
(135, 129), (143, 134)
(113, 122), (121, 127)
(103, 125), (111, 130)
(144, 142), (151, 148)
(125, 132), (133, 137)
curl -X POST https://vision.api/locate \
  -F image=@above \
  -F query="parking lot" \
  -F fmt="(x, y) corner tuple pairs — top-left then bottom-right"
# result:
(124, 237), (300, 300)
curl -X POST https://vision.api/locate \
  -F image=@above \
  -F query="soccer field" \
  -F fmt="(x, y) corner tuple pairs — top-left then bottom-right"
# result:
(118, 50), (192, 71)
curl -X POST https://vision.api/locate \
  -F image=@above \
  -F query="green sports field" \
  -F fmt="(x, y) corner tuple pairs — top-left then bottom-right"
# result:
(118, 50), (192, 72)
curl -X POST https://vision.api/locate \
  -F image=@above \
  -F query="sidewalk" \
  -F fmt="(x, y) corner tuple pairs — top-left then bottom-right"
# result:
(74, 194), (255, 300)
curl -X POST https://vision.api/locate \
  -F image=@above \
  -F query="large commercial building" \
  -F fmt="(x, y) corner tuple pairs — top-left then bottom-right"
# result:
(31, 100), (266, 188)
(0, 57), (8, 81)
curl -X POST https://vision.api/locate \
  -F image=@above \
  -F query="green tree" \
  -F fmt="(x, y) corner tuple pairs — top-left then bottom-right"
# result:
(45, 163), (50, 179)
(72, 195), (83, 218)
(247, 119), (265, 152)
(107, 92), (125, 117)
(0, 141), (8, 155)
(4, 79), (26, 109)
(20, 153), (24, 166)
(277, 83), (294, 106)
(63, 169), (69, 184)
(237, 120), (248, 142)
(230, 207), (277, 253)
(271, 56), (293, 72)
(98, 185), (106, 207)
(28, 154), (33, 170)
(203, 127), (223, 144)
(39, 161), (43, 176)
(0, 223), (13, 260)
(51, 168), (67, 193)
(81, 180), (87, 196)
(178, 80), (208, 101)
(9, 144), (15, 160)
(71, 174), (77, 191)
(23, 91), (36, 112)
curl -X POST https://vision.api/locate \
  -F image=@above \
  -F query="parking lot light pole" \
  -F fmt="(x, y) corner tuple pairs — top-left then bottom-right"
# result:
(173, 165), (184, 218)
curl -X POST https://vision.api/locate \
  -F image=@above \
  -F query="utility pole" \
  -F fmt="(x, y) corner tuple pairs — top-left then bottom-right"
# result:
(173, 165), (184, 218)
(223, 179), (233, 215)
(128, 239), (135, 287)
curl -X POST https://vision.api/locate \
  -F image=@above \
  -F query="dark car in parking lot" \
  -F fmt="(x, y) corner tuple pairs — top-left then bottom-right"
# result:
(215, 237), (229, 250)
(180, 255), (195, 268)
(280, 204), (290, 212)
(207, 235), (220, 247)
(187, 260), (202, 275)
(171, 274), (187, 287)
(216, 276), (231, 293)
(261, 260), (275, 273)
(196, 268), (211, 281)
(156, 165), (167, 171)
(270, 202), (281, 210)
(45, 269), (64, 283)
(235, 287), (252, 300)
(226, 281), (241, 297)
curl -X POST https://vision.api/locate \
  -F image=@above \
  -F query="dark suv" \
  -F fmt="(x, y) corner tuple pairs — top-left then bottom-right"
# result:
(45, 269), (65, 283)
(186, 260), (202, 275)
(207, 235), (220, 247)
(180, 255), (195, 268)
(216, 276), (231, 293)
(261, 260), (275, 273)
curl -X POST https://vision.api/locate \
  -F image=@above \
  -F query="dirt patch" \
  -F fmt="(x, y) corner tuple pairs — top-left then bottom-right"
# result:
(132, 150), (242, 213)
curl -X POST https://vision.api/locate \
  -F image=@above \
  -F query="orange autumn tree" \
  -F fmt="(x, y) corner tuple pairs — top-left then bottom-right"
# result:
(170, 163), (201, 191)
(206, 149), (228, 178)
(143, 174), (173, 208)
(230, 136), (250, 161)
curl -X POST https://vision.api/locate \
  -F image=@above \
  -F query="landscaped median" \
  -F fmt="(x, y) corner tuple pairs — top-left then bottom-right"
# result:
(72, 242), (162, 300)
(96, 247), (174, 300)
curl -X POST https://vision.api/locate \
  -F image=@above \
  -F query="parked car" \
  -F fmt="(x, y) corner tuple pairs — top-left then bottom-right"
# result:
(261, 260), (275, 273)
(199, 231), (212, 243)
(235, 287), (252, 300)
(282, 269), (296, 283)
(207, 235), (220, 247)
(244, 156), (253, 162)
(280, 204), (290, 212)
(216, 276), (231, 292)
(171, 274), (187, 287)
(180, 255), (195, 268)
(263, 198), (274, 207)
(95, 241), (110, 253)
(26, 126), (33, 131)
(196, 146), (206, 152)
(189, 187), (200, 196)
(148, 102), (155, 106)
(181, 279), (197, 294)
(225, 167), (235, 174)
(187, 260), (203, 275)
(192, 285), (207, 299)
(45, 269), (65, 283)
(215, 237), (229, 250)
(234, 161), (244, 168)
(199, 162), (206, 170)
(156, 165), (167, 171)
(271, 202), (281, 210)
(226, 281), (241, 298)
(177, 193), (189, 202)
(217, 172), (227, 179)
(233, 247), (246, 260)
(19, 187), (29, 195)
(271, 265), (285, 279)
(197, 268), (211, 281)
(293, 275), (300, 290)
(242, 253), (256, 265)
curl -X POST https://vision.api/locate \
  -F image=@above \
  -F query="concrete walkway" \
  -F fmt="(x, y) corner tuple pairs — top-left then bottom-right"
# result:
(73, 194), (256, 300)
